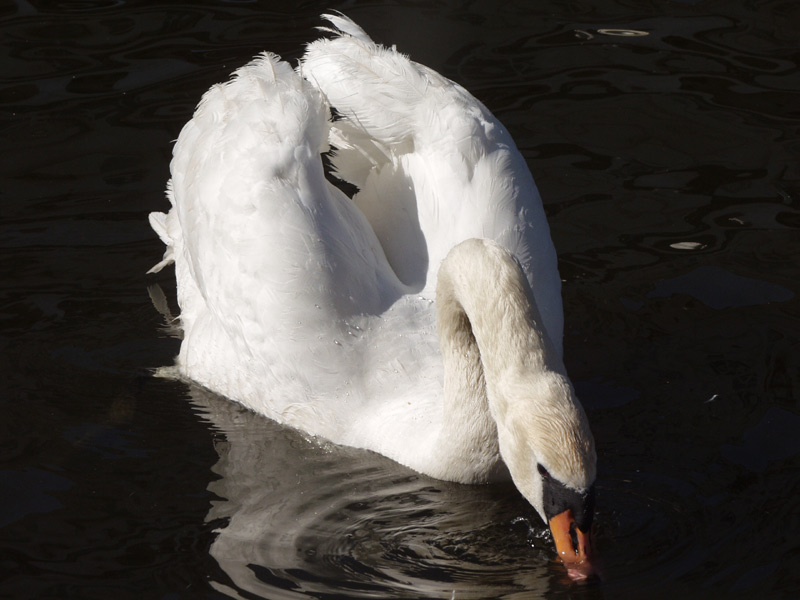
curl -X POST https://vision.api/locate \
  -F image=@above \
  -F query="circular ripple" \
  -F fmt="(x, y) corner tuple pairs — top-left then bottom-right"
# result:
(191, 386), (570, 598)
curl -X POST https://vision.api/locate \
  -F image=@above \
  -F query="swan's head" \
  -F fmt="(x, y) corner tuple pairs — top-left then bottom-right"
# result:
(493, 371), (598, 578)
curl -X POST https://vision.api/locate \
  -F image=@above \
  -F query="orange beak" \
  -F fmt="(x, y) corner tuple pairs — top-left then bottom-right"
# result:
(548, 509), (599, 580)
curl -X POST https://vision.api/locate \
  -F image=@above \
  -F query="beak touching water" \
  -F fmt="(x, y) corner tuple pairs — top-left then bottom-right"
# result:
(548, 508), (599, 580)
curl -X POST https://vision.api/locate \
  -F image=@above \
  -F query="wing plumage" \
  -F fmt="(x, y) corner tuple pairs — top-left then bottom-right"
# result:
(150, 53), (408, 412)
(149, 15), (564, 457)
(301, 16), (563, 352)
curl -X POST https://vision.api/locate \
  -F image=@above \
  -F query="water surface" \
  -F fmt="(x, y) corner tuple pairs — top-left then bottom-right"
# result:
(2, 1), (799, 598)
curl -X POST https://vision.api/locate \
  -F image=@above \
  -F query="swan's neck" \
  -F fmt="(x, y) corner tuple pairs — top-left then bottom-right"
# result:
(432, 238), (569, 484)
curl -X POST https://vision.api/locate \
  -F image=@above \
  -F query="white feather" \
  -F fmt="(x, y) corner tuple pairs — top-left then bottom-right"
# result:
(302, 17), (563, 348)
(150, 16), (595, 527)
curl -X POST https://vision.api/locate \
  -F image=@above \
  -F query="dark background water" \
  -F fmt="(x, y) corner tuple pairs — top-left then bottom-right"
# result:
(2, 1), (799, 598)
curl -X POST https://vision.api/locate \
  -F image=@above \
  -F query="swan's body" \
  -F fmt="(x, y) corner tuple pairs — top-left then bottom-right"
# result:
(150, 15), (597, 572)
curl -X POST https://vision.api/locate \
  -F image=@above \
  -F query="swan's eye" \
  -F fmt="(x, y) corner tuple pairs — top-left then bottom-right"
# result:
(537, 463), (551, 479)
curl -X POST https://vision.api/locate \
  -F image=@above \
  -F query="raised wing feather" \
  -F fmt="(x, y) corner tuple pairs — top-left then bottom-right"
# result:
(302, 16), (564, 353)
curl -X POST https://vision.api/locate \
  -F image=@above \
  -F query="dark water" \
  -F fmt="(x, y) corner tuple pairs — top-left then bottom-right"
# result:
(2, 1), (799, 598)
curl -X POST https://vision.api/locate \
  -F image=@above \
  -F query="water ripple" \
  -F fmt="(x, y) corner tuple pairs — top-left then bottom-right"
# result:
(191, 386), (570, 599)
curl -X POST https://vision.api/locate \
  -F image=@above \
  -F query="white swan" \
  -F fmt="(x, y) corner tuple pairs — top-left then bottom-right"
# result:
(149, 14), (597, 575)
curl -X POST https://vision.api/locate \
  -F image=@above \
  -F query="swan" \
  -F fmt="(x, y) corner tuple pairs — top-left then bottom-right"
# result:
(149, 14), (598, 576)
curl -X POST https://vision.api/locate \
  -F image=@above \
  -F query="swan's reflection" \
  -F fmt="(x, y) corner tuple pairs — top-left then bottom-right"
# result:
(187, 384), (576, 599)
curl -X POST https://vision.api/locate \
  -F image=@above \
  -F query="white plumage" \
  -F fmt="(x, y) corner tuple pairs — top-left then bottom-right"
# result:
(150, 16), (596, 566)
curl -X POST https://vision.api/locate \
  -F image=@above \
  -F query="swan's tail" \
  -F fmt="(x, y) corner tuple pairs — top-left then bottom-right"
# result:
(147, 183), (178, 274)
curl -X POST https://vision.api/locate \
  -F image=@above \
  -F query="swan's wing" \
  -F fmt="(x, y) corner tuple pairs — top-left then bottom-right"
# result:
(150, 53), (404, 408)
(302, 15), (564, 354)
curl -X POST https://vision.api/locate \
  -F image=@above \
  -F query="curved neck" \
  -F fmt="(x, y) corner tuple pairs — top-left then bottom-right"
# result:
(432, 238), (565, 483)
